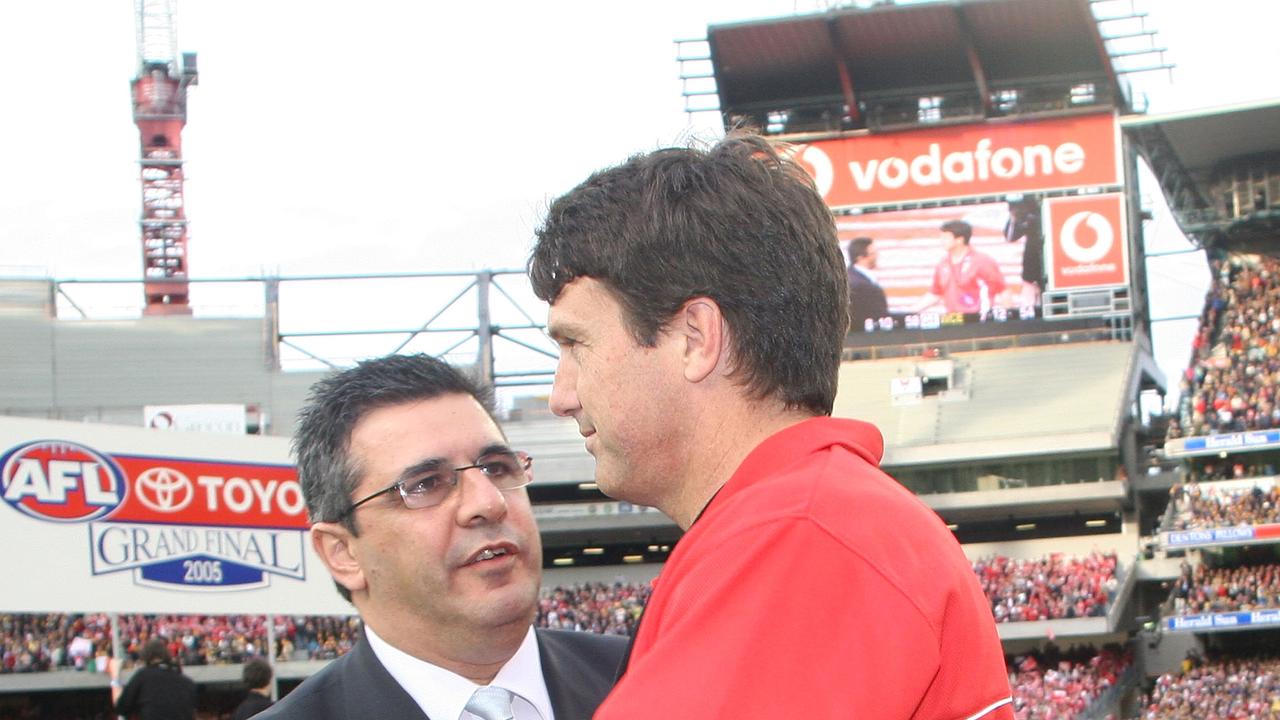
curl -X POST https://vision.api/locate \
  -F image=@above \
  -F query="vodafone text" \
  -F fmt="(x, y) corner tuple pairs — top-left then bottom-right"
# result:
(847, 139), (1085, 192)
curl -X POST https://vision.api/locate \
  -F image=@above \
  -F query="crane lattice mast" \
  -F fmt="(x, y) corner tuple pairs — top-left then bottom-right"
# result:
(132, 0), (198, 315)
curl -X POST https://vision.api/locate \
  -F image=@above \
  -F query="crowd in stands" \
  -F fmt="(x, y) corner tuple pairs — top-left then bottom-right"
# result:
(0, 613), (362, 673)
(1184, 459), (1278, 484)
(536, 582), (651, 635)
(1165, 478), (1280, 531)
(974, 552), (1119, 623)
(1141, 652), (1280, 719)
(6, 560), (1132, 675)
(1, 613), (111, 673)
(1007, 643), (1130, 720)
(1167, 562), (1280, 615)
(1169, 255), (1280, 440)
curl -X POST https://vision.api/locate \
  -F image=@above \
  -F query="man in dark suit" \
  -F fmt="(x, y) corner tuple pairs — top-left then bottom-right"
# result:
(846, 236), (889, 331)
(261, 354), (626, 720)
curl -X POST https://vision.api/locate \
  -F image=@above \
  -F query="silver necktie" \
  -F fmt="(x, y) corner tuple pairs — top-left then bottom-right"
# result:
(464, 686), (516, 720)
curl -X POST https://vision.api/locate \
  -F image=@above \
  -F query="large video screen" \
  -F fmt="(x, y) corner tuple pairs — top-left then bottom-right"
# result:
(838, 199), (1044, 335)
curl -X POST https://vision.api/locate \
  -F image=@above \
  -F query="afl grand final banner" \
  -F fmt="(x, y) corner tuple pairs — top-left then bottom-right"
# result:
(0, 416), (351, 615)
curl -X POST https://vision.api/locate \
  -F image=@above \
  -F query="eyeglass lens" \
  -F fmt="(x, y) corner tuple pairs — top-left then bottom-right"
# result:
(400, 451), (531, 509)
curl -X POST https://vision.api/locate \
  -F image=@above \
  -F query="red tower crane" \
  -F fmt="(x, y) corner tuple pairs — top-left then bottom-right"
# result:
(132, 0), (198, 315)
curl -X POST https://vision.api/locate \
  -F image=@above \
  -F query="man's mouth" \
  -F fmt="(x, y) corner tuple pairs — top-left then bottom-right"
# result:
(465, 544), (515, 566)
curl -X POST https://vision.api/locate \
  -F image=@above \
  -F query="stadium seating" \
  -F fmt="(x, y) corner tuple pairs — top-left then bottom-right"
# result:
(1169, 255), (1280, 440)
(536, 582), (650, 635)
(1139, 654), (1280, 719)
(974, 552), (1119, 623)
(1167, 562), (1280, 615)
(1007, 644), (1130, 720)
(1165, 479), (1280, 532)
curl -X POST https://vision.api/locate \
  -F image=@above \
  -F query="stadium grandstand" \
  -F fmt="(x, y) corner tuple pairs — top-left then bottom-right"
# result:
(3, 0), (1280, 718)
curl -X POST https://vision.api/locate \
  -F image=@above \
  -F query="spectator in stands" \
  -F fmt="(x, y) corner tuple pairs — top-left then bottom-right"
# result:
(1168, 562), (1280, 615)
(1166, 478), (1280, 531)
(974, 552), (1118, 623)
(846, 236), (889, 331)
(233, 657), (274, 720)
(536, 582), (651, 635)
(1171, 255), (1280, 439)
(1142, 653), (1280, 719)
(263, 354), (625, 720)
(1008, 644), (1131, 720)
(531, 133), (1013, 718)
(110, 637), (196, 720)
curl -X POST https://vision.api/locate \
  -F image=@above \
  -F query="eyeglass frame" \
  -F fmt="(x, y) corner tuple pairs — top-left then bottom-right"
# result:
(337, 449), (533, 519)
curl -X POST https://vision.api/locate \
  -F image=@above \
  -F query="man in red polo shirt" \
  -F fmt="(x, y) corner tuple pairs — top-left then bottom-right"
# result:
(529, 133), (1013, 718)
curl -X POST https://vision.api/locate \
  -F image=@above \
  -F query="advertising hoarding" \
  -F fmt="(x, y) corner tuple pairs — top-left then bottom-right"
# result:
(1044, 193), (1130, 291)
(792, 113), (1121, 208)
(0, 416), (352, 615)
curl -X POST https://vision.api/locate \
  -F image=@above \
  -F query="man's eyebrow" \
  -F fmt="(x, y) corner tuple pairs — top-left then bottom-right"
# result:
(395, 456), (446, 484)
(394, 444), (514, 482)
(546, 318), (584, 341)
(476, 442), (515, 458)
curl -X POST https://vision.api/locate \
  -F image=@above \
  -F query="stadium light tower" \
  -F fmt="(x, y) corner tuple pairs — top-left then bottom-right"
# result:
(132, 0), (198, 315)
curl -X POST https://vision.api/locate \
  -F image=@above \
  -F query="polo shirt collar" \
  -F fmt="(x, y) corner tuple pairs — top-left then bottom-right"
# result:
(696, 417), (884, 525)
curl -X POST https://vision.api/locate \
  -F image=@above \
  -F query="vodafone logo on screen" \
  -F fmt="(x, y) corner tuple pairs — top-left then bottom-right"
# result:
(1045, 193), (1129, 291)
(794, 113), (1120, 207)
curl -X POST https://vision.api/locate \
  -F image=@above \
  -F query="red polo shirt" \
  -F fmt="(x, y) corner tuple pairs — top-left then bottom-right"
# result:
(595, 417), (1013, 719)
(931, 247), (1007, 314)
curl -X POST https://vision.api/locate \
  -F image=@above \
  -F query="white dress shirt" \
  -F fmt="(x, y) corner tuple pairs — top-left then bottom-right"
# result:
(364, 624), (554, 720)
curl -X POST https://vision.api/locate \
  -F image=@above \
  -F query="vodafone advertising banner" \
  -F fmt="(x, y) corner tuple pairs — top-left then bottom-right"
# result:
(0, 416), (352, 615)
(791, 113), (1121, 208)
(1044, 193), (1130, 291)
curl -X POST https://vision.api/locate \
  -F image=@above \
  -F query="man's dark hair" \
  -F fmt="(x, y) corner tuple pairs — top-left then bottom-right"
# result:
(941, 220), (973, 244)
(528, 132), (847, 415)
(140, 638), (173, 667)
(292, 354), (496, 601)
(242, 657), (272, 690)
(847, 237), (874, 265)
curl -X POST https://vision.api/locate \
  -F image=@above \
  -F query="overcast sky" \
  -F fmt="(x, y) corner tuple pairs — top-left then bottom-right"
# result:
(0, 0), (1277, 390)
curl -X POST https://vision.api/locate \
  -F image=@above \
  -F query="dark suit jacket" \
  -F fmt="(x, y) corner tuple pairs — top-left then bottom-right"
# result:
(847, 266), (889, 330)
(258, 629), (627, 720)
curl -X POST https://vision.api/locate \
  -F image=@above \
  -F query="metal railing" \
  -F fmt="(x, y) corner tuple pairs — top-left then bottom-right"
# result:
(47, 270), (560, 389)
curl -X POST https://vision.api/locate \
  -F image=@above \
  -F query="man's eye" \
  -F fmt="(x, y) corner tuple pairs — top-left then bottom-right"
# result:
(404, 475), (447, 495)
(478, 459), (516, 477)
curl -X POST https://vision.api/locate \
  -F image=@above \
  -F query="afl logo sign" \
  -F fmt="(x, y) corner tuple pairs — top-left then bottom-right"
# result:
(134, 467), (194, 513)
(1, 440), (126, 523)
(1045, 193), (1128, 291)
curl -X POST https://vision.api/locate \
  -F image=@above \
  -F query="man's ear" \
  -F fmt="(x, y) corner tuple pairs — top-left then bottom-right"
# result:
(311, 523), (367, 596)
(676, 297), (728, 384)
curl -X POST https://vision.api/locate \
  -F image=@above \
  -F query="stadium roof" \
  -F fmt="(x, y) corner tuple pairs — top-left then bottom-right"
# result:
(1123, 98), (1280, 252)
(707, 0), (1121, 118)
(1122, 98), (1280, 174)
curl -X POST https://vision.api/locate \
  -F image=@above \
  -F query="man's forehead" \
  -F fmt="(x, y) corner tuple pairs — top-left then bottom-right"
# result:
(350, 395), (505, 457)
(546, 279), (600, 332)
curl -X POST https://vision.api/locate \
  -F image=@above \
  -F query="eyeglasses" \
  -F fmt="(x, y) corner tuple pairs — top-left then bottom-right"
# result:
(340, 450), (533, 518)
